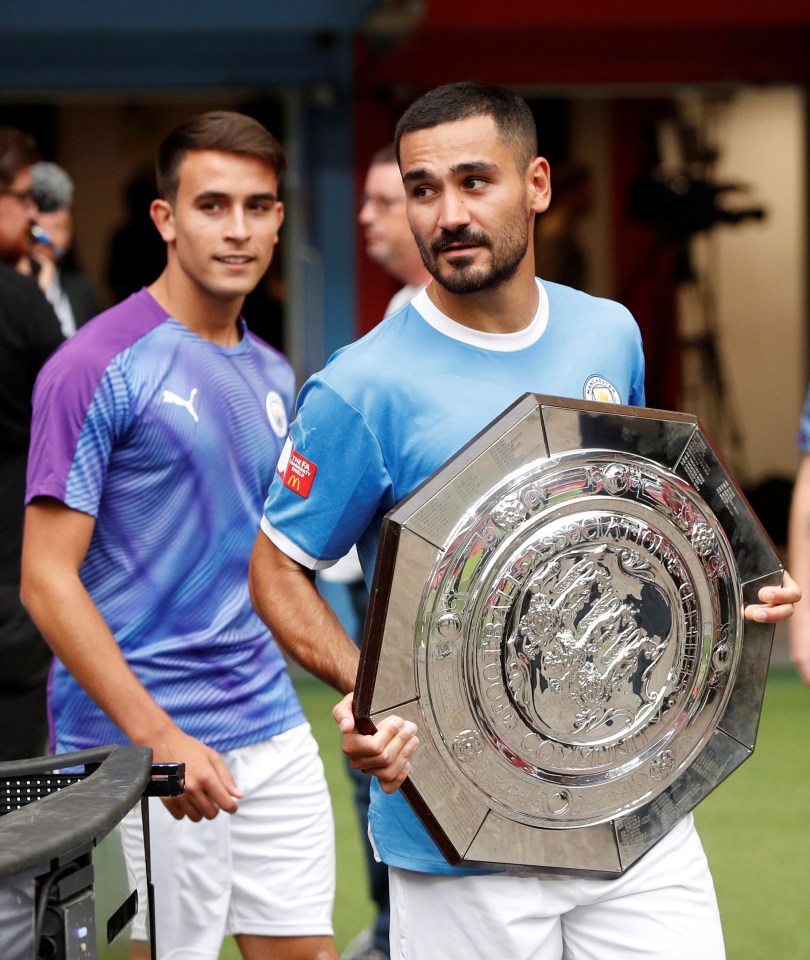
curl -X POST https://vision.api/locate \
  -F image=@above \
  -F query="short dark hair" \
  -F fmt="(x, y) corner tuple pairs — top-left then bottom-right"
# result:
(395, 81), (537, 172)
(0, 126), (39, 190)
(156, 111), (287, 202)
(370, 143), (397, 167)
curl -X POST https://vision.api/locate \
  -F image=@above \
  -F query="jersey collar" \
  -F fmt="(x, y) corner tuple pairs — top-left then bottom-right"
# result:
(411, 278), (549, 352)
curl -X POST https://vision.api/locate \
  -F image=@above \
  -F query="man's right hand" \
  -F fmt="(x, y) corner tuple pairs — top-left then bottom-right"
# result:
(333, 692), (420, 794)
(150, 725), (243, 821)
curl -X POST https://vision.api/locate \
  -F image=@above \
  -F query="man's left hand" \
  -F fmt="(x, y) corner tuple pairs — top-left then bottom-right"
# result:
(743, 570), (801, 623)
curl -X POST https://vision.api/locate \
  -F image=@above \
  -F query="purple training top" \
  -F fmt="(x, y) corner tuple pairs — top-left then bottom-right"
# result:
(27, 289), (304, 752)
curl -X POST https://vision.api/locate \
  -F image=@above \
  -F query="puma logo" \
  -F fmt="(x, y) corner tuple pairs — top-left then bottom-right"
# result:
(162, 388), (199, 422)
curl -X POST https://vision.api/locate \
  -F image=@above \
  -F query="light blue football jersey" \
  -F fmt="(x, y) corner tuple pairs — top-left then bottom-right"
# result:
(27, 289), (304, 753)
(262, 279), (645, 874)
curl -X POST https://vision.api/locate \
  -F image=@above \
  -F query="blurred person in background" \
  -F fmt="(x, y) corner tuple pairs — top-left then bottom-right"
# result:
(0, 126), (63, 760)
(533, 162), (592, 291)
(788, 388), (810, 682)
(359, 143), (431, 316)
(24, 161), (101, 336)
(106, 165), (168, 304)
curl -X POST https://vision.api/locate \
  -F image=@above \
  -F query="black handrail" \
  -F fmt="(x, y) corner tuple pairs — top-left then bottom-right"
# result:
(0, 745), (153, 877)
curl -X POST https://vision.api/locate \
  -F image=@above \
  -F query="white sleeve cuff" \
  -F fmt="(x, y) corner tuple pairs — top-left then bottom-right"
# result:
(259, 515), (339, 571)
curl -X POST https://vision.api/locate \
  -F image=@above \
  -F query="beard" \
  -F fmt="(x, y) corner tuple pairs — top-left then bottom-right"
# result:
(415, 220), (529, 295)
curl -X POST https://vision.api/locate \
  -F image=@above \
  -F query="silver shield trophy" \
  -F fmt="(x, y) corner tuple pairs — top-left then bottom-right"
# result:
(354, 394), (782, 878)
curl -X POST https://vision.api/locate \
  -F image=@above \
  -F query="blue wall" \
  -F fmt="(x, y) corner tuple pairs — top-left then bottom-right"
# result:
(0, 2), (371, 370)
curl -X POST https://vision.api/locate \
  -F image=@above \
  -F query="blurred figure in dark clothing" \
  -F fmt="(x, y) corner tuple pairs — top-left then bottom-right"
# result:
(106, 166), (167, 304)
(241, 259), (286, 352)
(534, 163), (593, 291)
(0, 126), (64, 759)
(24, 161), (101, 335)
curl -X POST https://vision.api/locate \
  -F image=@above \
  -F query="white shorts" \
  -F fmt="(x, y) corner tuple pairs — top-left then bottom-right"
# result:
(120, 723), (335, 960)
(389, 813), (725, 960)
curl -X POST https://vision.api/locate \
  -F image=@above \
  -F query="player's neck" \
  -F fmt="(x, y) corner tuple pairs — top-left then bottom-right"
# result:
(426, 259), (538, 335)
(148, 270), (244, 347)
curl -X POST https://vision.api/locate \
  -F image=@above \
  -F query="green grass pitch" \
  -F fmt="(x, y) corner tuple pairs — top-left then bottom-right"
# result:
(220, 668), (810, 958)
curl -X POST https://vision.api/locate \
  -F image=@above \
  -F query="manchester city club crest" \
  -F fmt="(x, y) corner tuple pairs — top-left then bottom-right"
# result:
(583, 375), (621, 404)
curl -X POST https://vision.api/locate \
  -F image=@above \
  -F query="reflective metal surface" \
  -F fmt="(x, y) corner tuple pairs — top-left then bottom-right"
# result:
(355, 394), (782, 877)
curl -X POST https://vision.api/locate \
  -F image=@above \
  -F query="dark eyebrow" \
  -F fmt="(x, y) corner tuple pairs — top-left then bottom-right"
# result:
(194, 190), (278, 204)
(402, 168), (431, 187)
(451, 161), (499, 177)
(402, 161), (500, 187)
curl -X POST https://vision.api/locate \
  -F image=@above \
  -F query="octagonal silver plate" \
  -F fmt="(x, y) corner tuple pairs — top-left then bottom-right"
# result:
(354, 393), (782, 878)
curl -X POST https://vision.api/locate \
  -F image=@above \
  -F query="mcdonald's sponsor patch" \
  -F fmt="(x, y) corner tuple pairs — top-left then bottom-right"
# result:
(282, 447), (317, 498)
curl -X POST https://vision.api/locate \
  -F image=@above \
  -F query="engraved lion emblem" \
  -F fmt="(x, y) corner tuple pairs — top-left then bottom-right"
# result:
(505, 544), (672, 739)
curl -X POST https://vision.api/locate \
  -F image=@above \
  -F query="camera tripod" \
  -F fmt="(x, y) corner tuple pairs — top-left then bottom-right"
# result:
(675, 241), (749, 486)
